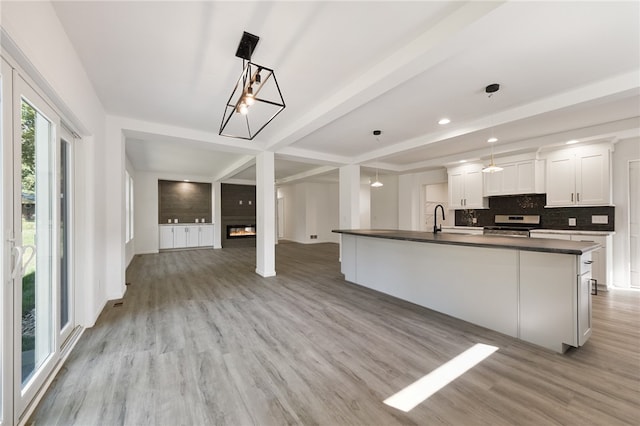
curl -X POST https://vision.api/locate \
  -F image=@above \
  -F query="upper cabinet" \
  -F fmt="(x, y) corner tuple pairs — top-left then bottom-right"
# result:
(545, 145), (611, 207)
(448, 163), (488, 209)
(483, 159), (545, 196)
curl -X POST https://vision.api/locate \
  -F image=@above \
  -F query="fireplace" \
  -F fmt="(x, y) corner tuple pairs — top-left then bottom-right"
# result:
(226, 224), (256, 239)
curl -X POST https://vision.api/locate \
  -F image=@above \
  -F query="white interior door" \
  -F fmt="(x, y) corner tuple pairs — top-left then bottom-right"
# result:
(630, 160), (639, 288)
(12, 72), (61, 419)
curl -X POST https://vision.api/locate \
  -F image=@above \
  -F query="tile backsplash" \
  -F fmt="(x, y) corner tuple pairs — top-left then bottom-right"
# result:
(454, 194), (614, 231)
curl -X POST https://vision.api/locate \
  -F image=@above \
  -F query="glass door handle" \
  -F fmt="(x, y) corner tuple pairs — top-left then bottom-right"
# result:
(22, 245), (36, 276)
(10, 245), (36, 279)
(11, 245), (23, 279)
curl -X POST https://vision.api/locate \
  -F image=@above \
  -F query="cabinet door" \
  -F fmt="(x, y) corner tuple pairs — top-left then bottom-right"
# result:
(174, 227), (188, 248)
(576, 151), (609, 205)
(159, 227), (174, 249)
(448, 172), (465, 209)
(199, 225), (214, 247)
(484, 168), (503, 196)
(516, 161), (535, 194)
(546, 155), (575, 206)
(464, 169), (485, 208)
(185, 226), (199, 247)
(500, 164), (518, 194)
(578, 271), (592, 346)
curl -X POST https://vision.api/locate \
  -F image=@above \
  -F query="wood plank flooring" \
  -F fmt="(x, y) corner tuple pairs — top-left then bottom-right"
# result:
(30, 242), (639, 425)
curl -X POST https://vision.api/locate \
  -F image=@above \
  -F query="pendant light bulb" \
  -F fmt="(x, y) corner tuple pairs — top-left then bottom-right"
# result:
(245, 86), (255, 106)
(237, 102), (249, 115)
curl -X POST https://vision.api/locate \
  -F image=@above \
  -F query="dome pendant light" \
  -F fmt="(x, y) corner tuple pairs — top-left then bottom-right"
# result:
(482, 84), (503, 174)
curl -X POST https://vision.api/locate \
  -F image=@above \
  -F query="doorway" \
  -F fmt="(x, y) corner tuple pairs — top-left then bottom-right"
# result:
(630, 160), (639, 288)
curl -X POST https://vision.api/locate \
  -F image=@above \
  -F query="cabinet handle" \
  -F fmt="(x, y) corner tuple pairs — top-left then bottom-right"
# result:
(583, 260), (593, 264)
(577, 193), (580, 202)
(571, 193), (574, 202)
(590, 278), (598, 295)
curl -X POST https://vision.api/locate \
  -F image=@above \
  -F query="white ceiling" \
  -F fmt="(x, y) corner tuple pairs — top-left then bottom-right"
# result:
(52, 1), (640, 184)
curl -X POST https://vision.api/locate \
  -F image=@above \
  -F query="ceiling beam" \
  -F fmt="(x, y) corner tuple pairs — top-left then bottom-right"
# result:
(212, 155), (255, 182)
(264, 1), (506, 153)
(275, 165), (337, 185)
(353, 72), (640, 166)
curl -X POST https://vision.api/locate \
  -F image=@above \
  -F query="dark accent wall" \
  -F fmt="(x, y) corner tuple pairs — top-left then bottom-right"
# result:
(158, 180), (212, 224)
(221, 183), (256, 247)
(221, 183), (256, 217)
(454, 194), (615, 231)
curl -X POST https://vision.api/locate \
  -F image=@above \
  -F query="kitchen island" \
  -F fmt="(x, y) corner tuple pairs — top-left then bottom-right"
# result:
(333, 229), (600, 353)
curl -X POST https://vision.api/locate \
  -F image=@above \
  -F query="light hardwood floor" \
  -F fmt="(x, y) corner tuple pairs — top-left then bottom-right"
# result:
(31, 242), (639, 425)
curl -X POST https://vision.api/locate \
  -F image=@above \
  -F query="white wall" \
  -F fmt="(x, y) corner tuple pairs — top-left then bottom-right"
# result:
(278, 182), (339, 244)
(133, 170), (219, 255)
(398, 169), (448, 230)
(2, 1), (107, 326)
(371, 175), (399, 229)
(612, 137), (640, 288)
(425, 182), (454, 231)
(359, 184), (371, 228)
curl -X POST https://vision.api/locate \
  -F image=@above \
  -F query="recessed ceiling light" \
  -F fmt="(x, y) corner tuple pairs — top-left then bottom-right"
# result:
(438, 118), (451, 125)
(184, 179), (190, 182)
(487, 137), (498, 143)
(566, 140), (579, 145)
(459, 160), (467, 163)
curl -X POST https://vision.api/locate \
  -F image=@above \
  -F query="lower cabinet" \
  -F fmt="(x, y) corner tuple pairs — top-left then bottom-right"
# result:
(530, 231), (612, 289)
(578, 267), (593, 346)
(159, 225), (214, 249)
(519, 250), (592, 352)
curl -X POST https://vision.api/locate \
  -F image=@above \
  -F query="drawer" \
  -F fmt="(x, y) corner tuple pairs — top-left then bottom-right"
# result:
(580, 252), (593, 275)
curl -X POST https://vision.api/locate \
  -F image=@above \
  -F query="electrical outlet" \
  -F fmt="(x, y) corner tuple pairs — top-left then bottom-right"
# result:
(472, 217), (477, 224)
(249, 200), (252, 205)
(568, 218), (576, 226)
(592, 215), (608, 224)
(239, 200), (243, 205)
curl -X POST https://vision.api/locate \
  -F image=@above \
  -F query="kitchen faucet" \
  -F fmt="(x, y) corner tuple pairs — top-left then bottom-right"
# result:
(433, 204), (445, 233)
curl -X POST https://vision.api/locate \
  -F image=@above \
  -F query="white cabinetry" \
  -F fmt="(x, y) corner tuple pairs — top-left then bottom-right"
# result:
(578, 262), (593, 346)
(199, 225), (214, 246)
(545, 145), (611, 206)
(530, 231), (612, 289)
(159, 226), (174, 249)
(484, 159), (544, 196)
(159, 225), (214, 249)
(519, 251), (592, 352)
(448, 164), (488, 209)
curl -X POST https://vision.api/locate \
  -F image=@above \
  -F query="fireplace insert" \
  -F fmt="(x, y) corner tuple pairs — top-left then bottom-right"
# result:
(226, 224), (256, 239)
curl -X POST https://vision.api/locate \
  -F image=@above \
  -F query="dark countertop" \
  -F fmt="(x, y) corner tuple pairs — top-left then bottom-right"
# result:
(332, 229), (600, 255)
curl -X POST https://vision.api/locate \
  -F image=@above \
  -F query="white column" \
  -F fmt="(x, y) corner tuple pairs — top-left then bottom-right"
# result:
(213, 181), (222, 249)
(339, 165), (361, 229)
(256, 151), (276, 277)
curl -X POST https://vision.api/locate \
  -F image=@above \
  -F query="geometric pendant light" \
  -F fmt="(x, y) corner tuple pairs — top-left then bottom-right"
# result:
(219, 32), (286, 140)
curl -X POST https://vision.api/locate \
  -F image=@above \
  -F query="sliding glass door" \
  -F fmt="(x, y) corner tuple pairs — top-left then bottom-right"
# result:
(59, 132), (74, 345)
(1, 54), (76, 426)
(13, 74), (59, 416)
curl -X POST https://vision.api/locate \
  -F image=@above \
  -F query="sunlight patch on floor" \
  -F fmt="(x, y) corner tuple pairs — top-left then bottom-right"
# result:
(383, 343), (499, 412)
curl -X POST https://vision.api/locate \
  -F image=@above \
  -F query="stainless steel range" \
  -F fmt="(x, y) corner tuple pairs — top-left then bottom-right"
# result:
(483, 215), (540, 237)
